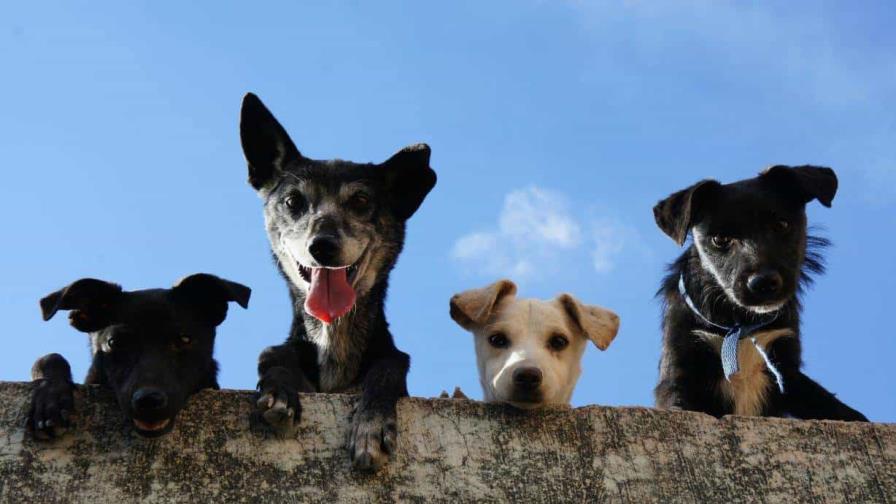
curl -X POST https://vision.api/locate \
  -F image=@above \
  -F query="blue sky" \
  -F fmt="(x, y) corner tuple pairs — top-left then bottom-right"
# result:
(1, 1), (894, 421)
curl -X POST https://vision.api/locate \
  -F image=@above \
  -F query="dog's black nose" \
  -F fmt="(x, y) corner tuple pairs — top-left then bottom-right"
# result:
(747, 271), (783, 296)
(309, 235), (340, 265)
(512, 367), (543, 391)
(131, 388), (168, 412)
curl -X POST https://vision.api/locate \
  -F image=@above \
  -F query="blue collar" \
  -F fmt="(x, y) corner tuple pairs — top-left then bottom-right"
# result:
(677, 275), (785, 393)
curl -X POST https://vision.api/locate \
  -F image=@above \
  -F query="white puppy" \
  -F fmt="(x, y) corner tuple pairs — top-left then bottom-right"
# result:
(449, 279), (620, 409)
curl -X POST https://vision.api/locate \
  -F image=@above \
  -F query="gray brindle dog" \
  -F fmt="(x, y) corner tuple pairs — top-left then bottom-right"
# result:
(239, 93), (436, 470)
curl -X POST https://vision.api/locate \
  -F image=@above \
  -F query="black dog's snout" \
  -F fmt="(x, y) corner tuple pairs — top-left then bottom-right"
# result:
(309, 235), (340, 265)
(131, 388), (168, 412)
(747, 271), (784, 296)
(513, 367), (543, 391)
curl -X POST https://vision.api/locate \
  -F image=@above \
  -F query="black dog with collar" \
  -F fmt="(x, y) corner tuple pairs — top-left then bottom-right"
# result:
(653, 165), (867, 420)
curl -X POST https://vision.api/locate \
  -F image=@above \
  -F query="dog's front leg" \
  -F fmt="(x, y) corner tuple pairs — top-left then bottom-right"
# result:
(654, 347), (727, 416)
(349, 350), (409, 471)
(782, 370), (868, 421)
(654, 378), (691, 411)
(28, 353), (76, 439)
(655, 376), (726, 416)
(256, 343), (315, 434)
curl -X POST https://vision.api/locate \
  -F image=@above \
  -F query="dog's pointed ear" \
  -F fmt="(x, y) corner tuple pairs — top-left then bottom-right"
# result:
(382, 143), (437, 220)
(760, 165), (838, 208)
(449, 279), (517, 330)
(653, 179), (720, 246)
(172, 274), (251, 327)
(240, 93), (302, 192)
(40, 279), (123, 332)
(556, 294), (619, 351)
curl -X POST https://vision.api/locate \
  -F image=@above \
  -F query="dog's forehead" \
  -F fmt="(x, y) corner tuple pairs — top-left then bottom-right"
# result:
(116, 289), (209, 328)
(270, 160), (381, 202)
(116, 289), (173, 320)
(492, 298), (570, 335)
(285, 159), (380, 186)
(701, 179), (805, 226)
(720, 178), (803, 209)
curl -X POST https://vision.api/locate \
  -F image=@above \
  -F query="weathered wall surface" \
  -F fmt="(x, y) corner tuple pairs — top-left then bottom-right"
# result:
(0, 381), (893, 503)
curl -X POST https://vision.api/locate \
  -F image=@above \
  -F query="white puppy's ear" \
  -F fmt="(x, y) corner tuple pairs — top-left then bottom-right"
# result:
(557, 294), (620, 350)
(449, 279), (517, 330)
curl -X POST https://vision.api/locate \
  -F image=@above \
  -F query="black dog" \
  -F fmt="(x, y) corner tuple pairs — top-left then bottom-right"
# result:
(653, 165), (867, 421)
(239, 93), (436, 470)
(30, 274), (250, 438)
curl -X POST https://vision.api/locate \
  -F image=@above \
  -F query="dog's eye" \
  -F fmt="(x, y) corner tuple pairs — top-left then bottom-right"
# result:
(348, 192), (370, 213)
(710, 236), (733, 249)
(176, 334), (193, 348)
(548, 334), (569, 351)
(774, 220), (790, 233)
(284, 194), (305, 211)
(102, 337), (116, 352)
(487, 332), (509, 349)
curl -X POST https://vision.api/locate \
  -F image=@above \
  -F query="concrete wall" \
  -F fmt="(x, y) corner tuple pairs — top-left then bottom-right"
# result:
(0, 381), (893, 503)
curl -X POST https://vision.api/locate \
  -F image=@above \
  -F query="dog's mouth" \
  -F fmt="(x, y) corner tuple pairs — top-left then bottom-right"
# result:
(735, 287), (793, 314)
(748, 301), (788, 314)
(506, 399), (545, 410)
(505, 389), (545, 410)
(132, 417), (173, 437)
(298, 260), (363, 325)
(297, 263), (360, 285)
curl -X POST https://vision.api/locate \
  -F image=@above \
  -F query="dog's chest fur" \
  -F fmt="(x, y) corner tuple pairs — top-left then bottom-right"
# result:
(694, 328), (793, 415)
(306, 318), (366, 392)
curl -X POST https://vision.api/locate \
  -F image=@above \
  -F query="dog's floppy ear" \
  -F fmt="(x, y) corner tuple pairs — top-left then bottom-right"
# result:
(653, 179), (720, 246)
(556, 294), (620, 351)
(172, 274), (251, 326)
(40, 279), (123, 332)
(449, 279), (517, 330)
(240, 93), (302, 192)
(760, 165), (838, 208)
(382, 143), (437, 220)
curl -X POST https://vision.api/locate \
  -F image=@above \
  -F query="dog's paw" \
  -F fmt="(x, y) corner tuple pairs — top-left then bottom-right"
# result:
(348, 402), (397, 472)
(438, 387), (468, 399)
(836, 405), (869, 422)
(450, 386), (468, 399)
(28, 379), (75, 440)
(255, 368), (301, 435)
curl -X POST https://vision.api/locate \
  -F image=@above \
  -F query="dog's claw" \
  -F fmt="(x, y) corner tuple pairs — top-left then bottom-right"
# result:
(255, 393), (273, 410)
(382, 422), (397, 455)
(28, 378), (75, 440)
(264, 398), (291, 424)
(349, 404), (397, 471)
(259, 397), (295, 430)
(255, 373), (300, 435)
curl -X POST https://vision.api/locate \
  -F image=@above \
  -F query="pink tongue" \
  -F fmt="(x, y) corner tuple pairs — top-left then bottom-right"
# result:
(304, 268), (356, 324)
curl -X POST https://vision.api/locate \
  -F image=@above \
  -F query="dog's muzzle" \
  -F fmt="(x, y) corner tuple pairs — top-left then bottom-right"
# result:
(130, 387), (176, 437)
(296, 241), (365, 324)
(507, 367), (544, 407)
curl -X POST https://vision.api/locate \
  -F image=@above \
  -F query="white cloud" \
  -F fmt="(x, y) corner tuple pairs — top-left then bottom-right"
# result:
(591, 218), (627, 274)
(451, 186), (633, 280)
(498, 186), (582, 248)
